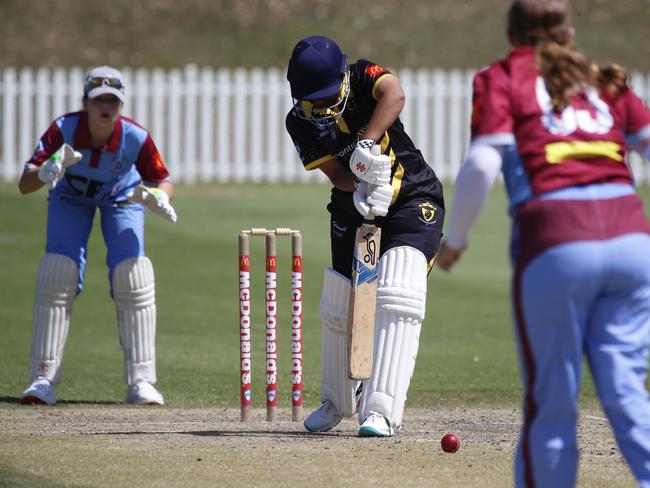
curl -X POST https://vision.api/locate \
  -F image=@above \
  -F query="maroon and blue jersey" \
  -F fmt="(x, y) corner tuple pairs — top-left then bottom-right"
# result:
(286, 59), (444, 216)
(26, 112), (170, 206)
(472, 48), (650, 488)
(471, 46), (650, 207)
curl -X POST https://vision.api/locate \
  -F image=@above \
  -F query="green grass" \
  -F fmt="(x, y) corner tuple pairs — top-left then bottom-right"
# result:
(1, 0), (649, 71)
(2, 182), (649, 410)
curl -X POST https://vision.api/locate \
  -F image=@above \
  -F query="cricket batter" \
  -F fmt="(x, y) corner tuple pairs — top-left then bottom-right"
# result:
(285, 35), (445, 436)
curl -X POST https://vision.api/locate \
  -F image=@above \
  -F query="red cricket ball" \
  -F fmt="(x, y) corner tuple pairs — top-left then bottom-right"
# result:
(441, 432), (460, 453)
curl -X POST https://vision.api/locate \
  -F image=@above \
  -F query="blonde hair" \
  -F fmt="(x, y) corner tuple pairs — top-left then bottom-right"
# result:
(508, 0), (626, 111)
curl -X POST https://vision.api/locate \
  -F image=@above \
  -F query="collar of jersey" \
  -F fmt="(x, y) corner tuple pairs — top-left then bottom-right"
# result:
(74, 112), (123, 153)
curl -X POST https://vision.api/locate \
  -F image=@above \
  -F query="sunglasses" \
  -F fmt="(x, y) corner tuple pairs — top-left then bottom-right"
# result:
(84, 77), (125, 93)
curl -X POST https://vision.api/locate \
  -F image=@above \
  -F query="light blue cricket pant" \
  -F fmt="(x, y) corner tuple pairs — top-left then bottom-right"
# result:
(514, 233), (650, 488)
(45, 194), (145, 294)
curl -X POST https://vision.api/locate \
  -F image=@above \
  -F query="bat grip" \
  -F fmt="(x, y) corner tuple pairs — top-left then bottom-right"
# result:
(363, 212), (375, 224)
(364, 181), (377, 222)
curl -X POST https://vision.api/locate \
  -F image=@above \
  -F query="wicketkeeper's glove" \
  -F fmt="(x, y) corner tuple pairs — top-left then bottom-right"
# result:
(126, 184), (178, 223)
(38, 143), (82, 189)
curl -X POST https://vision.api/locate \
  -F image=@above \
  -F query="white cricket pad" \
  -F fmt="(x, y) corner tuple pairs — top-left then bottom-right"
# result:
(359, 246), (427, 430)
(113, 257), (157, 385)
(319, 268), (359, 417)
(29, 254), (78, 383)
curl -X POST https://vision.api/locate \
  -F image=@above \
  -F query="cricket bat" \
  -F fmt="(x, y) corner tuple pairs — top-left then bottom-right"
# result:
(347, 145), (383, 380)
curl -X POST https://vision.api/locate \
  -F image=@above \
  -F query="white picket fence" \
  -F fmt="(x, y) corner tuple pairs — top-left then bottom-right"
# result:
(2, 66), (649, 184)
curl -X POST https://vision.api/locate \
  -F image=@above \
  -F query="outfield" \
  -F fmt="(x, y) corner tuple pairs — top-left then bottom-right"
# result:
(0, 181), (645, 487)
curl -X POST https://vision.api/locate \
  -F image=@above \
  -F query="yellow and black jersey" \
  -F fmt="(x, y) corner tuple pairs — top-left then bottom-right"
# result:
(285, 59), (444, 216)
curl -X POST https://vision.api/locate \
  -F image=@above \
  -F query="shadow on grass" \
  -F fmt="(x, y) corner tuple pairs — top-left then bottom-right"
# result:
(0, 396), (122, 406)
(90, 429), (354, 438)
(0, 464), (78, 488)
(191, 430), (354, 438)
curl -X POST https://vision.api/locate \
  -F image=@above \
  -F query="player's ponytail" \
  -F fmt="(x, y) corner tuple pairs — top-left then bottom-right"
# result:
(537, 40), (593, 111)
(508, 0), (628, 110)
(594, 63), (628, 97)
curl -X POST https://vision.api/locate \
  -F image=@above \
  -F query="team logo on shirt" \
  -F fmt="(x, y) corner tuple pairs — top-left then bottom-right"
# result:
(333, 141), (357, 160)
(365, 64), (386, 78)
(418, 201), (437, 224)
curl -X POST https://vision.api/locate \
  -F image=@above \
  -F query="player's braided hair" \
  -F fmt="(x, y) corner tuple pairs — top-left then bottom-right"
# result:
(508, 0), (626, 111)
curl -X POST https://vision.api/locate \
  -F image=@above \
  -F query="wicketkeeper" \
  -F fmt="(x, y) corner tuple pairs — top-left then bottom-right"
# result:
(285, 36), (445, 436)
(18, 66), (176, 406)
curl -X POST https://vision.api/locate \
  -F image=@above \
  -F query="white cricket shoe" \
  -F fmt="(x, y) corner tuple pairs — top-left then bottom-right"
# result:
(126, 380), (164, 405)
(359, 411), (394, 437)
(304, 401), (343, 432)
(20, 377), (57, 405)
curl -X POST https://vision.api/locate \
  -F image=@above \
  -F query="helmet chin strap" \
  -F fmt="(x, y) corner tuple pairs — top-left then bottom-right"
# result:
(294, 69), (350, 130)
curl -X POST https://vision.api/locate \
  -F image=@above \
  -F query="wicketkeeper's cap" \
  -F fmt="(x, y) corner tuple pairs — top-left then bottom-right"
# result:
(287, 35), (347, 101)
(83, 66), (125, 102)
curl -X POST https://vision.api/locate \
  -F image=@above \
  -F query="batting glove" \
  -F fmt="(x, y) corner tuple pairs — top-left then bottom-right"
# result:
(38, 143), (82, 189)
(353, 180), (372, 218)
(349, 140), (391, 185)
(127, 184), (178, 223)
(353, 181), (393, 218)
(366, 183), (393, 217)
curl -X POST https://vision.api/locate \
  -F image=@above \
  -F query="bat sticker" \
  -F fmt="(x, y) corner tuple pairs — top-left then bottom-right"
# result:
(362, 232), (377, 265)
(352, 257), (378, 286)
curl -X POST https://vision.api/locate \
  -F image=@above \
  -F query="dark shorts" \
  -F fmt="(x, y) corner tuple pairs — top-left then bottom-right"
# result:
(328, 197), (445, 279)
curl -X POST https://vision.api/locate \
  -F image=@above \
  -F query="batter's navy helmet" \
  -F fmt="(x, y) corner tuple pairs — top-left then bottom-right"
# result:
(287, 35), (348, 101)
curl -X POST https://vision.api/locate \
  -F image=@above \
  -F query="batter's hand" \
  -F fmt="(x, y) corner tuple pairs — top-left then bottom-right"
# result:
(353, 180), (372, 217)
(127, 184), (178, 223)
(366, 183), (393, 217)
(38, 143), (82, 189)
(436, 242), (465, 272)
(353, 181), (393, 218)
(350, 140), (391, 185)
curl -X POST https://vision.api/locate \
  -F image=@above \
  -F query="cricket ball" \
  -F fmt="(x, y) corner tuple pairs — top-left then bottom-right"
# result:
(441, 433), (460, 453)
